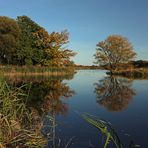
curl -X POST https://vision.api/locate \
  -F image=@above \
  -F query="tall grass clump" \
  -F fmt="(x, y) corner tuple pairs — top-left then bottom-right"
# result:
(81, 113), (139, 148)
(81, 113), (122, 148)
(0, 79), (46, 147)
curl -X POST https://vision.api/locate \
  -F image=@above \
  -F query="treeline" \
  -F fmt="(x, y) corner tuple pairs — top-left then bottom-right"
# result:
(130, 60), (148, 68)
(0, 16), (76, 67)
(74, 64), (100, 69)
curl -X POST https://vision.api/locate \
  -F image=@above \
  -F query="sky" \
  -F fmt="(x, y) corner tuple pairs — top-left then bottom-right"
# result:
(0, 0), (148, 65)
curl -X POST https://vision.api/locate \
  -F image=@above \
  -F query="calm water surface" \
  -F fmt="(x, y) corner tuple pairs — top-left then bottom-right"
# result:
(4, 70), (148, 147)
(54, 70), (148, 148)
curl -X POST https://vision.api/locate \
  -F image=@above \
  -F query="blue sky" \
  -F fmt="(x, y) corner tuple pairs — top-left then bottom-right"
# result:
(0, 0), (148, 65)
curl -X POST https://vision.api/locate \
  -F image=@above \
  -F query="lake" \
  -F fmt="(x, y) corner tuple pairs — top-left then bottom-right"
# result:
(2, 70), (148, 147)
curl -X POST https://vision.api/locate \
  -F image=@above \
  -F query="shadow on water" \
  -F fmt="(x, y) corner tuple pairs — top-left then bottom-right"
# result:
(94, 76), (136, 112)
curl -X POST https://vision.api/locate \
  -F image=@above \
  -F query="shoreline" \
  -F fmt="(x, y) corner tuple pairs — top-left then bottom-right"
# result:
(1, 71), (75, 76)
(107, 68), (148, 79)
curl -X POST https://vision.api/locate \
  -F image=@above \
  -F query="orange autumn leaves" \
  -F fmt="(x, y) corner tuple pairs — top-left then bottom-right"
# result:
(33, 29), (76, 67)
(94, 35), (136, 70)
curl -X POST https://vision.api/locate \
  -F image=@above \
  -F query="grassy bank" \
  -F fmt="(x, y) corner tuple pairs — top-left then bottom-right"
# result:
(0, 65), (75, 76)
(107, 68), (148, 79)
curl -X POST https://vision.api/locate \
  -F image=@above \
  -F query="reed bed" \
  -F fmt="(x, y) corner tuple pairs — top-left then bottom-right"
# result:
(0, 65), (75, 76)
(0, 80), (46, 147)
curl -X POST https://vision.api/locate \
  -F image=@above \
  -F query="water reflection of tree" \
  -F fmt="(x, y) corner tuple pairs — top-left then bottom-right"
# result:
(3, 73), (75, 115)
(42, 80), (74, 115)
(94, 76), (136, 111)
(39, 79), (75, 147)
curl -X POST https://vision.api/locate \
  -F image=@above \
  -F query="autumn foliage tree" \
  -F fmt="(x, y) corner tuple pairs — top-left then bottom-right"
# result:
(94, 35), (136, 71)
(33, 30), (76, 66)
(0, 15), (76, 66)
(45, 31), (76, 67)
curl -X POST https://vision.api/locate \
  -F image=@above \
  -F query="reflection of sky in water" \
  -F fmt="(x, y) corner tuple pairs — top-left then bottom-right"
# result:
(63, 70), (107, 113)
(56, 70), (148, 147)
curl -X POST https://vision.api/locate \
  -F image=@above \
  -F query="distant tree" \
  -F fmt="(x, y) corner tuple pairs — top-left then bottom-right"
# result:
(0, 16), (20, 64)
(131, 60), (148, 68)
(94, 35), (136, 71)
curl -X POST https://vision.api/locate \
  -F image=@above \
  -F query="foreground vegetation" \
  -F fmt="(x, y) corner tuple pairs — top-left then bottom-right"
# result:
(0, 80), (46, 147)
(0, 70), (76, 147)
(81, 113), (122, 148)
(81, 113), (140, 148)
